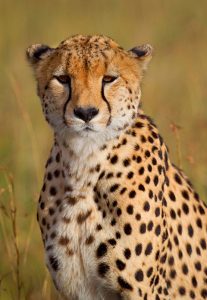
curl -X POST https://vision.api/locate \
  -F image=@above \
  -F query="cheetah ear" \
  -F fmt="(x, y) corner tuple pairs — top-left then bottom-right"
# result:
(129, 44), (153, 71)
(26, 44), (54, 65)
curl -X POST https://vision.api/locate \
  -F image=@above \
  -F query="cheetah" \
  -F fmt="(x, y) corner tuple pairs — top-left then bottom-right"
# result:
(27, 35), (207, 300)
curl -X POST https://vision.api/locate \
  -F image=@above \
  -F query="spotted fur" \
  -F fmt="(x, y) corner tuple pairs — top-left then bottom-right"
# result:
(27, 35), (207, 300)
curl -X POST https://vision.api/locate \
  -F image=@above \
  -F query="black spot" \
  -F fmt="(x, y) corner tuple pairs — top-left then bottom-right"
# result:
(152, 157), (157, 165)
(177, 224), (182, 235)
(117, 276), (133, 290)
(169, 191), (176, 202)
(127, 171), (134, 179)
(201, 289), (207, 298)
(179, 287), (186, 296)
(192, 276), (197, 287)
(50, 186), (57, 196)
(116, 231), (121, 239)
(147, 267), (153, 277)
(149, 190), (153, 198)
(135, 121), (144, 128)
(56, 152), (60, 162)
(178, 250), (183, 259)
(136, 156), (142, 163)
(47, 172), (52, 180)
(148, 164), (152, 172)
(110, 155), (118, 164)
(116, 208), (122, 216)
(129, 190), (136, 198)
(198, 205), (205, 215)
(99, 171), (105, 180)
(122, 138), (127, 145)
(174, 235), (179, 246)
(135, 269), (144, 282)
(143, 201), (150, 211)
(155, 207), (160, 217)
(110, 184), (119, 193)
(40, 202), (45, 209)
(54, 169), (60, 177)
(140, 223), (146, 234)
(196, 218), (203, 229)
(182, 203), (189, 215)
(186, 243), (192, 256)
(182, 264), (188, 275)
(134, 144), (140, 151)
(145, 243), (153, 256)
(182, 190), (189, 200)
(49, 207), (55, 215)
(188, 224), (194, 237)
(168, 256), (174, 266)
(147, 221), (153, 231)
(170, 209), (176, 219)
(123, 159), (130, 167)
(124, 223), (132, 235)
(135, 243), (142, 256)
(200, 239), (206, 249)
(108, 239), (117, 246)
(116, 259), (126, 271)
(126, 205), (134, 215)
(160, 253), (167, 264)
(96, 243), (107, 258)
(174, 173), (182, 185)
(111, 218), (116, 226)
(141, 135), (146, 143)
(120, 187), (127, 195)
(139, 167), (145, 175)
(138, 184), (145, 191)
(148, 136), (154, 143)
(124, 248), (131, 259)
(98, 263), (110, 277)
(194, 261), (201, 271)
(49, 255), (59, 271)
(155, 225), (161, 236)
(136, 213), (141, 221)
(190, 290), (195, 299)
(153, 175), (159, 186)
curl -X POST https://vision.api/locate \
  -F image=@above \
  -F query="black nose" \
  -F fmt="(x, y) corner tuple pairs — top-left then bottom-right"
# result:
(74, 107), (99, 122)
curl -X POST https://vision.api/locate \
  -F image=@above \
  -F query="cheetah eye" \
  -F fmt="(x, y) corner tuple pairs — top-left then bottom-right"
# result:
(54, 75), (71, 84)
(102, 75), (118, 84)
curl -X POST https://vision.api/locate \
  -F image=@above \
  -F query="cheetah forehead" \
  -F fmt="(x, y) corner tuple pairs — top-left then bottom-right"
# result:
(27, 34), (153, 85)
(55, 35), (128, 72)
(58, 35), (121, 52)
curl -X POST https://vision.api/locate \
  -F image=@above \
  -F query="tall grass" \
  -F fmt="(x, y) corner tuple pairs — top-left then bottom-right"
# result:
(0, 0), (207, 299)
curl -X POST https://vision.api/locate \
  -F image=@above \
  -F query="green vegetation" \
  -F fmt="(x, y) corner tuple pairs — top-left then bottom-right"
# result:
(0, 0), (206, 299)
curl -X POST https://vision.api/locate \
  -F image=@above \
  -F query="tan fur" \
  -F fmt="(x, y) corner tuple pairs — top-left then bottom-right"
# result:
(27, 35), (207, 300)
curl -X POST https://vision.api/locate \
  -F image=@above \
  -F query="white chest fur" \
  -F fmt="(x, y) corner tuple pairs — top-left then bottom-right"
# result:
(44, 139), (112, 300)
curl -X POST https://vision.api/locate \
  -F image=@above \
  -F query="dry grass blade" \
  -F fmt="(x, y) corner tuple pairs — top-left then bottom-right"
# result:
(8, 73), (41, 188)
(4, 171), (22, 300)
(170, 122), (182, 169)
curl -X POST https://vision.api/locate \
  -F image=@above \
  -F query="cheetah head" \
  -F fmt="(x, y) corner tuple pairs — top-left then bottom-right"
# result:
(27, 35), (152, 148)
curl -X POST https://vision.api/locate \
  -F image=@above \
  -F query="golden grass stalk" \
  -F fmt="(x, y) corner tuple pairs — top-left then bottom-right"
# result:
(8, 73), (41, 188)
(170, 122), (182, 169)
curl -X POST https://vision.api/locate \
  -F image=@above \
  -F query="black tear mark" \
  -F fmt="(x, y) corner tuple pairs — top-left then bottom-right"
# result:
(101, 84), (111, 126)
(63, 78), (72, 124)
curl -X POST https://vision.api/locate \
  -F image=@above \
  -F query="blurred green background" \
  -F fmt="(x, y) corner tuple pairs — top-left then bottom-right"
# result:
(0, 0), (207, 299)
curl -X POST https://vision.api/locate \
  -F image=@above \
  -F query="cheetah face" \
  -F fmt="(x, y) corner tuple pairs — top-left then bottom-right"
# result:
(27, 35), (152, 143)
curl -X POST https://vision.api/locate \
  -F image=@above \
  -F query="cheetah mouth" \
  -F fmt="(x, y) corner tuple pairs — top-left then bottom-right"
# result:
(84, 127), (93, 131)
(82, 124), (98, 132)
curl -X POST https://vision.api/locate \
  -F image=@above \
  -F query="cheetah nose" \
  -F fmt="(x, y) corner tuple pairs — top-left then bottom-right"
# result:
(74, 107), (99, 122)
